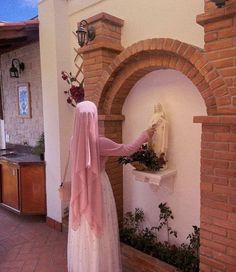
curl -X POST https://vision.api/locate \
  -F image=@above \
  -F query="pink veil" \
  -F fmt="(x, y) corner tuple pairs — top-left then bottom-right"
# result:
(70, 101), (103, 236)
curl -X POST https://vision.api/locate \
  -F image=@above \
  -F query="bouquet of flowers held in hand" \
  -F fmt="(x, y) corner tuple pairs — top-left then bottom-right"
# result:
(118, 144), (166, 172)
(61, 71), (84, 107)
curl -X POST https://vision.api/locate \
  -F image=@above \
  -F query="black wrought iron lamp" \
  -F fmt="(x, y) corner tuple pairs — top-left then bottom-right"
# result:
(76, 20), (96, 48)
(210, 0), (228, 8)
(9, 59), (25, 78)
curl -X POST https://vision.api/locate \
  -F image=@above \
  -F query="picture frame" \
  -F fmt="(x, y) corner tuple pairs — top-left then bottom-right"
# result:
(17, 83), (31, 118)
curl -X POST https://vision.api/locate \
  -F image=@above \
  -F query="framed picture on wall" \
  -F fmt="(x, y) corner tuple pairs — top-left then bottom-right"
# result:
(17, 83), (31, 118)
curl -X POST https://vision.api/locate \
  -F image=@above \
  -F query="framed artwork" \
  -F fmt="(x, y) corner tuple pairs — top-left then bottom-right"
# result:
(17, 83), (31, 118)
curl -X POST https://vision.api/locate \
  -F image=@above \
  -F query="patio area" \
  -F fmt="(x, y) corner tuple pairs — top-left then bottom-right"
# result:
(0, 207), (67, 272)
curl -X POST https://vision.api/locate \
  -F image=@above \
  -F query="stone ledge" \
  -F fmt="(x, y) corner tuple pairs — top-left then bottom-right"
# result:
(132, 169), (177, 187)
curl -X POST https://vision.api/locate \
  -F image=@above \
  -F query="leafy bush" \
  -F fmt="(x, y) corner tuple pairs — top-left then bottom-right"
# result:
(120, 203), (199, 272)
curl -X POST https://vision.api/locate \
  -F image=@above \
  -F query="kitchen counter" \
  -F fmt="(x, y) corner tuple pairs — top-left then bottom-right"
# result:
(0, 151), (44, 165)
(0, 151), (46, 215)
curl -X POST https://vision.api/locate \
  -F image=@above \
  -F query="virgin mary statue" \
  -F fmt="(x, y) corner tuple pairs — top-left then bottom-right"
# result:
(149, 103), (168, 160)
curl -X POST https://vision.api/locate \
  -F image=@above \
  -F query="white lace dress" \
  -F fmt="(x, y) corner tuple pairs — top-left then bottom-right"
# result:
(67, 132), (148, 272)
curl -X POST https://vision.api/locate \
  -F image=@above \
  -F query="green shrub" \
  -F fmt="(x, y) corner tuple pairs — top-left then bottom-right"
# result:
(120, 203), (200, 272)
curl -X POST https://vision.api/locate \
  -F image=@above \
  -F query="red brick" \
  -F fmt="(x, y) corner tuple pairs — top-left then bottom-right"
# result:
(205, 18), (233, 32)
(227, 247), (236, 258)
(220, 67), (236, 77)
(202, 207), (228, 220)
(199, 262), (211, 272)
(229, 214), (236, 223)
(201, 182), (213, 192)
(207, 48), (236, 61)
(201, 222), (227, 236)
(210, 78), (225, 90)
(215, 133), (236, 142)
(201, 175), (228, 185)
(212, 251), (236, 266)
(212, 58), (234, 69)
(229, 143), (236, 152)
(228, 230), (236, 241)
(218, 27), (236, 39)
(177, 42), (188, 56)
(201, 191), (228, 203)
(214, 86), (228, 97)
(205, 38), (234, 51)
(201, 229), (213, 240)
(229, 178), (236, 187)
(205, 32), (218, 42)
(214, 151), (236, 161)
(214, 168), (236, 177)
(201, 158), (229, 169)
(213, 220), (236, 234)
(202, 133), (216, 142)
(203, 125), (230, 133)
(201, 256), (226, 270)
(201, 246), (214, 259)
(216, 96), (231, 106)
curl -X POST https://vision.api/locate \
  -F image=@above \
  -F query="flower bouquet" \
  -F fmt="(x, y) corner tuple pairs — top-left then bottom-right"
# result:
(61, 71), (84, 107)
(118, 144), (166, 172)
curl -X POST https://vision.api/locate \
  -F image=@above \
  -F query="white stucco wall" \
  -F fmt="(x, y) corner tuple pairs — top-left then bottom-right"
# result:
(123, 69), (207, 243)
(68, 0), (204, 52)
(39, 0), (73, 222)
(38, 0), (205, 223)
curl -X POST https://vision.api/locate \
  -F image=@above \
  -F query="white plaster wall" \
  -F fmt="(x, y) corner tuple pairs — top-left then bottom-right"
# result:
(122, 69), (207, 244)
(39, 0), (73, 222)
(68, 0), (204, 51)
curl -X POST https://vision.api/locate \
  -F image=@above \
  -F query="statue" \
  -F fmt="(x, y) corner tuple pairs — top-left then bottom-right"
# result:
(149, 103), (168, 165)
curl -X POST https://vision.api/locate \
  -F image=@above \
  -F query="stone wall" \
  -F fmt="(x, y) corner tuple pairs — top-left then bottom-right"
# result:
(1, 42), (44, 147)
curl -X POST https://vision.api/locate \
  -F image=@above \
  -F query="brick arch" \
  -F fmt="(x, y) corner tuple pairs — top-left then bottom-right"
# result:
(97, 38), (229, 115)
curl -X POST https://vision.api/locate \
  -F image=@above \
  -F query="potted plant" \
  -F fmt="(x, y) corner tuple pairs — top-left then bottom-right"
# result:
(32, 133), (45, 160)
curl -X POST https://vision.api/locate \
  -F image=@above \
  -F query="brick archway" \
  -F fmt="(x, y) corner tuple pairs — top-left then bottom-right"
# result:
(80, 12), (236, 271)
(97, 38), (230, 116)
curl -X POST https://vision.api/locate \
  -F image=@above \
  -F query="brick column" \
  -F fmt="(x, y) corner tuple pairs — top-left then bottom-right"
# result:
(194, 115), (236, 272)
(78, 12), (124, 106)
(99, 114), (124, 224)
(196, 1), (236, 112)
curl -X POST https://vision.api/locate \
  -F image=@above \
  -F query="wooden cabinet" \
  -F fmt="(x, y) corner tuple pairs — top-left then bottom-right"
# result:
(1, 163), (19, 210)
(0, 161), (46, 215)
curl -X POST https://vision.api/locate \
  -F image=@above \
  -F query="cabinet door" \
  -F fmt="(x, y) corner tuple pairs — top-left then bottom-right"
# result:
(20, 164), (46, 214)
(1, 163), (19, 210)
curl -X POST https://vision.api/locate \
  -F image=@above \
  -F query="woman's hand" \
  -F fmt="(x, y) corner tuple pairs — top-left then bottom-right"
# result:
(146, 126), (155, 139)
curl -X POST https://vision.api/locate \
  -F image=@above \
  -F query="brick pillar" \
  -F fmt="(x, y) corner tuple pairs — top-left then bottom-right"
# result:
(78, 12), (124, 106)
(194, 116), (236, 272)
(77, 12), (125, 222)
(99, 115), (124, 224)
(196, 1), (236, 111)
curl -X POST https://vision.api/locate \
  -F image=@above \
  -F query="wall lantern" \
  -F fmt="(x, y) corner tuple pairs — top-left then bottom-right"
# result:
(210, 0), (228, 8)
(9, 59), (25, 78)
(76, 20), (96, 48)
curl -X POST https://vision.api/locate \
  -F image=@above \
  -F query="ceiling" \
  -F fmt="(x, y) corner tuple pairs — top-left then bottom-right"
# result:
(0, 18), (39, 55)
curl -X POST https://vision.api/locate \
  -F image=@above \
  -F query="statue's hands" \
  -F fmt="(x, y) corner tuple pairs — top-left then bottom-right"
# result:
(146, 126), (155, 139)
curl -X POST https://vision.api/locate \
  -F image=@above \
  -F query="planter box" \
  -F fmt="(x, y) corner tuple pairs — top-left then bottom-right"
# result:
(121, 243), (178, 272)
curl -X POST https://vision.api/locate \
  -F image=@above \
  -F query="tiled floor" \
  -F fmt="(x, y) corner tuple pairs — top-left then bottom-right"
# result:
(0, 207), (67, 272)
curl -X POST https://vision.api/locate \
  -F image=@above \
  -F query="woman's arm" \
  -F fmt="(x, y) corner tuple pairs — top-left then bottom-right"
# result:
(99, 128), (154, 157)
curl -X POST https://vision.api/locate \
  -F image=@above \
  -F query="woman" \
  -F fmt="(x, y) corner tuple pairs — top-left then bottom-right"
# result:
(68, 101), (154, 272)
